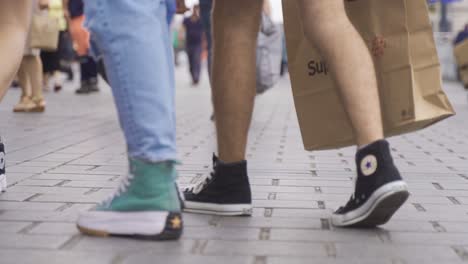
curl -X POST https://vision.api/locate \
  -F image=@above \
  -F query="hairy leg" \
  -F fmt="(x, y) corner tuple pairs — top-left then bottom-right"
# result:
(212, 0), (263, 162)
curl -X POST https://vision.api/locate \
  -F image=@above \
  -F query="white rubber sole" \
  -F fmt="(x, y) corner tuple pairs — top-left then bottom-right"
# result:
(77, 211), (183, 240)
(0, 174), (6, 192)
(331, 181), (409, 227)
(184, 201), (253, 216)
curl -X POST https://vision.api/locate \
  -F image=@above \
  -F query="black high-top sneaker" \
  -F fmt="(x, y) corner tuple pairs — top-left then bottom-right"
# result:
(183, 155), (252, 216)
(331, 140), (409, 227)
(0, 137), (6, 192)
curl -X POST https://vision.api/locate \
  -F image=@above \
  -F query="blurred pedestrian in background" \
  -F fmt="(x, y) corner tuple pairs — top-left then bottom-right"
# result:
(454, 23), (468, 87)
(39, 0), (67, 92)
(183, 5), (203, 86)
(199, 0), (212, 78)
(66, 0), (99, 94)
(173, 26), (185, 66)
(13, 1), (46, 113)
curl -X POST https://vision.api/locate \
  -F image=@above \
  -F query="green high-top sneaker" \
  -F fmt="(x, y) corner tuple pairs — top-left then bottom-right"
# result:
(77, 159), (183, 240)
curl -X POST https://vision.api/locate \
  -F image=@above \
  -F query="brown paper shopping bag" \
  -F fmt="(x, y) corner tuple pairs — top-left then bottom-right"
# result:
(454, 39), (468, 86)
(283, 0), (455, 151)
(29, 13), (60, 51)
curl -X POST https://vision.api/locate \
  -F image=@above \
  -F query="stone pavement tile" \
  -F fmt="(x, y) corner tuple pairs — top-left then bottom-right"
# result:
(0, 192), (37, 202)
(61, 180), (119, 188)
(72, 236), (194, 253)
(19, 161), (67, 167)
(270, 229), (381, 243)
(122, 254), (252, 264)
(455, 197), (468, 204)
(0, 234), (71, 249)
(88, 165), (127, 174)
(28, 153), (84, 162)
(278, 179), (352, 188)
(0, 211), (77, 222)
(30, 192), (111, 203)
(203, 240), (328, 257)
(0, 221), (33, 233)
(46, 165), (104, 174)
(252, 186), (325, 193)
(32, 173), (117, 181)
(275, 193), (349, 202)
(268, 257), (393, 264)
(335, 243), (463, 263)
(253, 200), (320, 209)
(421, 204), (468, 213)
(0, 201), (65, 211)
(439, 221), (468, 233)
(380, 220), (437, 232)
(183, 226), (260, 240)
(271, 209), (332, 218)
(391, 211), (468, 222)
(218, 216), (322, 229)
(439, 183), (468, 190)
(0, 249), (116, 264)
(387, 232), (468, 245)
(28, 222), (79, 235)
(406, 196), (455, 205)
(0, 204), (94, 222)
(247, 173), (319, 180)
(6, 186), (93, 195)
(5, 172), (36, 186)
(17, 179), (64, 187)
(181, 214), (213, 227)
(6, 166), (49, 174)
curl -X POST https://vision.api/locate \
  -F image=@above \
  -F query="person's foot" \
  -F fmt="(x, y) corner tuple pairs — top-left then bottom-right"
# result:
(331, 140), (409, 228)
(0, 137), (6, 192)
(88, 78), (99, 92)
(65, 68), (74, 81)
(54, 84), (62, 93)
(77, 160), (183, 240)
(13, 97), (35, 113)
(30, 97), (46, 113)
(75, 81), (91, 94)
(183, 155), (252, 216)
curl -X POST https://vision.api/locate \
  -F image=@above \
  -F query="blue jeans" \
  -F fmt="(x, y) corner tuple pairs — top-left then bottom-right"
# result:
(186, 44), (202, 83)
(165, 0), (176, 26)
(84, 0), (177, 162)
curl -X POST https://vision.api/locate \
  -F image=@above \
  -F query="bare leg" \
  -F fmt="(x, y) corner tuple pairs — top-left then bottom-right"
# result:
(297, 0), (383, 146)
(212, 0), (263, 162)
(297, 0), (409, 228)
(17, 57), (32, 99)
(27, 55), (44, 100)
(0, 1), (33, 101)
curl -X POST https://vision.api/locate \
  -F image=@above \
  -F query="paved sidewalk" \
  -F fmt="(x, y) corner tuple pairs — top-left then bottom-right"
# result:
(1, 68), (468, 264)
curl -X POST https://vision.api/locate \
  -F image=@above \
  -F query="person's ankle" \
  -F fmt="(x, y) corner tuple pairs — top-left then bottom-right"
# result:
(213, 154), (248, 181)
(217, 153), (246, 165)
(357, 138), (385, 150)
